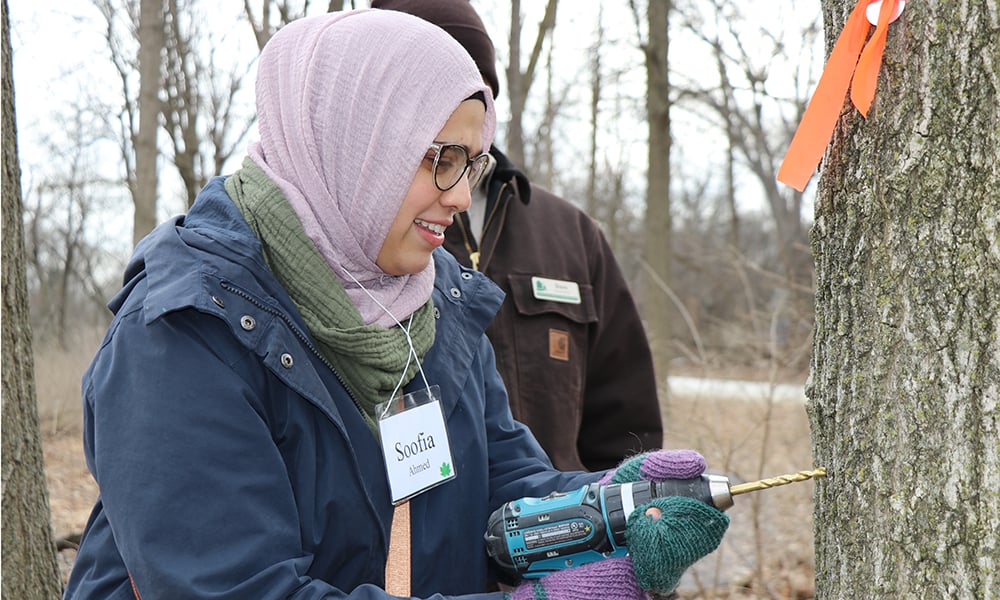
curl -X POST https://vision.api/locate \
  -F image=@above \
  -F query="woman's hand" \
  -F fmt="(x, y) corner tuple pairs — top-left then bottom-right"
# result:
(600, 449), (707, 486)
(625, 496), (729, 593)
(506, 557), (645, 600)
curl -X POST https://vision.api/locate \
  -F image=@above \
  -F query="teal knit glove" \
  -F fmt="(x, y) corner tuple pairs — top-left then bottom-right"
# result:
(624, 496), (730, 592)
(599, 449), (707, 486)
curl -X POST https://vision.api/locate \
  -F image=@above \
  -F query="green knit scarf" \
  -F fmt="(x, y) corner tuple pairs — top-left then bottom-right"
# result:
(225, 157), (435, 433)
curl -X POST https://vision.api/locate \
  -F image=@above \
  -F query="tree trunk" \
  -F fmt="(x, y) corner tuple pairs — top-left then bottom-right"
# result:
(585, 5), (603, 219)
(641, 0), (672, 396)
(535, 43), (556, 191)
(1, 0), (63, 595)
(134, 0), (164, 246)
(163, 0), (203, 209)
(505, 0), (558, 172)
(506, 0), (525, 168)
(808, 2), (999, 597)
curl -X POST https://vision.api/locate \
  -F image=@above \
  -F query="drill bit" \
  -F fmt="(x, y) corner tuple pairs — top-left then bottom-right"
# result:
(729, 467), (827, 496)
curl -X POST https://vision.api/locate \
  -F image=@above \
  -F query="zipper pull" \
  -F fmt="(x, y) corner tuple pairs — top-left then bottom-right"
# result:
(469, 251), (481, 271)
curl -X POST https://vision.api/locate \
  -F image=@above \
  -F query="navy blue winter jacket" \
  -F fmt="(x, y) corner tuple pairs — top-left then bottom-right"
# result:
(64, 177), (600, 600)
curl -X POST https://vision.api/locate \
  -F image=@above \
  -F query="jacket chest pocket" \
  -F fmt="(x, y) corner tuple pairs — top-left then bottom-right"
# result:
(507, 274), (597, 322)
(504, 273), (596, 380)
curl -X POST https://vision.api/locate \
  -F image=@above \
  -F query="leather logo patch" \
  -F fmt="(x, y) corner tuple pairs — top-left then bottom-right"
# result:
(548, 329), (570, 361)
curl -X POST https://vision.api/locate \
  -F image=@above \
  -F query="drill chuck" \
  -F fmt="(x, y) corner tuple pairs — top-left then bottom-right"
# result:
(485, 475), (733, 580)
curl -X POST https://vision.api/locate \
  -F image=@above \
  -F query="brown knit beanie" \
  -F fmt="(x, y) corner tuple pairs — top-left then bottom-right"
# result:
(370, 0), (500, 99)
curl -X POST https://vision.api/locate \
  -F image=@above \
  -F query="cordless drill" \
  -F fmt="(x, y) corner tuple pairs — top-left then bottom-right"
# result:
(484, 469), (825, 580)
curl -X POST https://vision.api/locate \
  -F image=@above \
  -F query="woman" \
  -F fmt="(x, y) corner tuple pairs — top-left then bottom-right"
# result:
(64, 9), (727, 600)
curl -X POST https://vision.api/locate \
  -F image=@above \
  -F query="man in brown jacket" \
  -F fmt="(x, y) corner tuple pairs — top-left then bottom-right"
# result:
(372, 0), (663, 472)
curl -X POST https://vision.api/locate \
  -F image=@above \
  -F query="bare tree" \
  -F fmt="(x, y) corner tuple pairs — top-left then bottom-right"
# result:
(633, 0), (674, 396)
(23, 106), (123, 348)
(2, 0), (63, 594)
(161, 0), (201, 207)
(584, 4), (604, 218)
(504, 0), (558, 170)
(244, 0), (352, 50)
(202, 53), (258, 183)
(673, 0), (821, 289)
(161, 0), (256, 207)
(134, 0), (164, 245)
(532, 41), (556, 190)
(807, 1), (999, 596)
(95, 0), (257, 231)
(624, 0), (823, 376)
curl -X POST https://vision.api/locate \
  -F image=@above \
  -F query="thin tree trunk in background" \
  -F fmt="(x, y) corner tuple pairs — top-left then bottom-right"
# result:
(505, 0), (557, 171)
(710, 25), (739, 249)
(808, 1), (999, 597)
(607, 167), (624, 253)
(585, 5), (603, 218)
(245, 1), (323, 51)
(134, 0), (164, 245)
(2, 0), (63, 594)
(506, 0), (524, 166)
(163, 0), (200, 208)
(641, 0), (672, 397)
(535, 42), (556, 190)
(725, 136), (738, 248)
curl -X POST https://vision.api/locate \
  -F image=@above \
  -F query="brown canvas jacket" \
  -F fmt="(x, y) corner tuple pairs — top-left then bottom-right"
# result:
(443, 148), (663, 471)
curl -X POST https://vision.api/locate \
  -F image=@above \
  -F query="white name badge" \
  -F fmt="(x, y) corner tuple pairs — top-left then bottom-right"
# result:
(376, 385), (456, 504)
(531, 276), (581, 304)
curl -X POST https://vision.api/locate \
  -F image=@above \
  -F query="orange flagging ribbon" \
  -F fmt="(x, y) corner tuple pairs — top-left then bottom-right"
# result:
(777, 0), (902, 192)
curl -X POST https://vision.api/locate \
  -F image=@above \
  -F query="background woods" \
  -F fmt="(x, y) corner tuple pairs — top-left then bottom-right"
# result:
(12, 0), (820, 379)
(6, 0), (997, 597)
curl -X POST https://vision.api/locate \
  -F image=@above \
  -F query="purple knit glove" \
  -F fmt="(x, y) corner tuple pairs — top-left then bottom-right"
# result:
(506, 557), (645, 600)
(599, 449), (707, 485)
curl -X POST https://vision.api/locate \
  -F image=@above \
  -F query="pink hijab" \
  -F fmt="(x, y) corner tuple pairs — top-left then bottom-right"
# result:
(248, 9), (496, 326)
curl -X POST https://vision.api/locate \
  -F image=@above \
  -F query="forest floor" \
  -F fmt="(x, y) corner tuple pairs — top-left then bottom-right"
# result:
(42, 370), (817, 598)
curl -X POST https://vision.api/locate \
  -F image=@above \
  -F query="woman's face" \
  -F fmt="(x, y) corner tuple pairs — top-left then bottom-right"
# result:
(376, 99), (486, 276)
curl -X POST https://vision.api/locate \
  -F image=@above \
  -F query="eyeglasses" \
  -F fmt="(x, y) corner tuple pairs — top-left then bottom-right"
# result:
(426, 143), (491, 192)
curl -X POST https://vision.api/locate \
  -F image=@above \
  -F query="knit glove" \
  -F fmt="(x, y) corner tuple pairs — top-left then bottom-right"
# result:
(504, 497), (729, 600)
(506, 557), (644, 600)
(624, 495), (729, 593)
(599, 449), (707, 485)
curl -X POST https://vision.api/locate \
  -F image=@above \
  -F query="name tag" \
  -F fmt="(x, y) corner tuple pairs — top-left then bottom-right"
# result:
(377, 386), (455, 504)
(531, 276), (581, 304)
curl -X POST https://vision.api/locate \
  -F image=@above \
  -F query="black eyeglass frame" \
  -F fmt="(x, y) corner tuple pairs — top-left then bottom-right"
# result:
(427, 142), (491, 192)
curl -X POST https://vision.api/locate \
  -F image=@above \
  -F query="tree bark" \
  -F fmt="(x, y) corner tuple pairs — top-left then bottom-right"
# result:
(808, 1), (999, 597)
(2, 0), (63, 595)
(641, 0), (672, 396)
